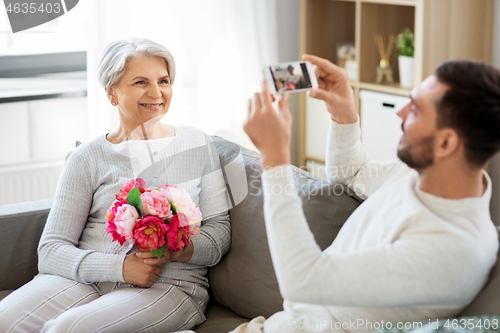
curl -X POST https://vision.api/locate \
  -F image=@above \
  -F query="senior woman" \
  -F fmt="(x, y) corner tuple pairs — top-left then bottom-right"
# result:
(0, 38), (231, 332)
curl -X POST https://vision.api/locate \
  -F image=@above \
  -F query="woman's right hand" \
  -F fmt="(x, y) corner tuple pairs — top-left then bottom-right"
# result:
(122, 253), (163, 287)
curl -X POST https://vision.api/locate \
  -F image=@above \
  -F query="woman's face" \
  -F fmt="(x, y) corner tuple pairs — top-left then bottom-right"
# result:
(108, 55), (172, 127)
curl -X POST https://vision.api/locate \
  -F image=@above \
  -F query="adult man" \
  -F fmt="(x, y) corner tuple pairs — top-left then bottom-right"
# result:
(285, 64), (306, 89)
(239, 55), (500, 333)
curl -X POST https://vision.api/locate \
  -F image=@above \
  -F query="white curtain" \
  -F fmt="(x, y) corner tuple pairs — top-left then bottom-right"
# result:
(86, 0), (280, 149)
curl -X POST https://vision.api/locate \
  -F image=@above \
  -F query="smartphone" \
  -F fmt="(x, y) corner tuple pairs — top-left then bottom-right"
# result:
(264, 61), (318, 95)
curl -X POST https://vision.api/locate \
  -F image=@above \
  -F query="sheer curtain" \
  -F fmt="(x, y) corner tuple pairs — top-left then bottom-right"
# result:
(87, 0), (280, 149)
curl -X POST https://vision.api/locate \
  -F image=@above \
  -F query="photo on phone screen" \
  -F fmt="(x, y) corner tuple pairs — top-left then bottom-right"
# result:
(269, 62), (313, 93)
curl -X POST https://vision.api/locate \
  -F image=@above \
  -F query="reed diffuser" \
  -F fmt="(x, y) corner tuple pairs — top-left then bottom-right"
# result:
(374, 34), (395, 84)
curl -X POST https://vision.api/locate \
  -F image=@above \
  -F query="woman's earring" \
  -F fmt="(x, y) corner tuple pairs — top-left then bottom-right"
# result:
(112, 102), (117, 106)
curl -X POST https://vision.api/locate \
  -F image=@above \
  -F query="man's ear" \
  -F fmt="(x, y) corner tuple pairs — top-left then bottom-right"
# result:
(435, 128), (461, 159)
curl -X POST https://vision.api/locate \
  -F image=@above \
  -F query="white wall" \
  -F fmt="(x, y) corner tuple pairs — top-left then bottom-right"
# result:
(490, 0), (500, 225)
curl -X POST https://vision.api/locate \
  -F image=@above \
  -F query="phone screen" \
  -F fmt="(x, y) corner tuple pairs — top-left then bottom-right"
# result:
(269, 62), (313, 93)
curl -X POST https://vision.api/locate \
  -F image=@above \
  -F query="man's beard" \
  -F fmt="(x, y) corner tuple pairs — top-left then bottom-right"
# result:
(397, 134), (435, 170)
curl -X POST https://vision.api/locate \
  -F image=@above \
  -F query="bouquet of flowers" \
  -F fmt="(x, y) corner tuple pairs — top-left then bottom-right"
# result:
(105, 178), (202, 258)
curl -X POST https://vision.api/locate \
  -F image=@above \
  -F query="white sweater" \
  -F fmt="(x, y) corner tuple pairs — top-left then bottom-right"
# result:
(262, 120), (498, 333)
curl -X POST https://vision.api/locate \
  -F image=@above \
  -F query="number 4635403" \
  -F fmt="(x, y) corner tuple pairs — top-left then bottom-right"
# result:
(6, 2), (61, 14)
(444, 318), (499, 330)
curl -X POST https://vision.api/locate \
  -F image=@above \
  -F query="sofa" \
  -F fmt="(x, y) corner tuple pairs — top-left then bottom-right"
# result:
(1, 136), (500, 333)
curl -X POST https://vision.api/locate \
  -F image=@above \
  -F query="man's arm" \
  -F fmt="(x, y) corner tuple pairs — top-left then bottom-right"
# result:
(262, 166), (484, 307)
(326, 118), (409, 199)
(303, 55), (408, 199)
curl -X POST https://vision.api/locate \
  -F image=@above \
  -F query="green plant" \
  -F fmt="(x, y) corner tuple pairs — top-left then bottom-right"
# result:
(395, 28), (415, 57)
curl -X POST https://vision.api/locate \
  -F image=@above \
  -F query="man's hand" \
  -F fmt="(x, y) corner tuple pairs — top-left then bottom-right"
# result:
(302, 54), (358, 124)
(122, 253), (163, 287)
(244, 80), (292, 169)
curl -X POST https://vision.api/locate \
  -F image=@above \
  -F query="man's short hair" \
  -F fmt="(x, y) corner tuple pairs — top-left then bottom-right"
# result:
(434, 60), (500, 167)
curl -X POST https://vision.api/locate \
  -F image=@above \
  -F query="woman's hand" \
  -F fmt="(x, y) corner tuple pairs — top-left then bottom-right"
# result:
(302, 54), (358, 124)
(122, 253), (163, 287)
(135, 248), (172, 265)
(244, 80), (292, 169)
(136, 243), (194, 265)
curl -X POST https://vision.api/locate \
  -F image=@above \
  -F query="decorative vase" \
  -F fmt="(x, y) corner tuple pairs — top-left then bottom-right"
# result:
(398, 55), (414, 88)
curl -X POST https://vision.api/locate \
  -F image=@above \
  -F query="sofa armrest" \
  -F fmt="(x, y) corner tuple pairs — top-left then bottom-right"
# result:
(0, 199), (52, 291)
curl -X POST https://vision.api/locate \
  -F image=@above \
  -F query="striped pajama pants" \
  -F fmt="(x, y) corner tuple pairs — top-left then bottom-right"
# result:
(0, 274), (209, 333)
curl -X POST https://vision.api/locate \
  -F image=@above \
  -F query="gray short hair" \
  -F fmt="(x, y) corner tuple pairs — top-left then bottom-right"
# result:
(98, 38), (176, 88)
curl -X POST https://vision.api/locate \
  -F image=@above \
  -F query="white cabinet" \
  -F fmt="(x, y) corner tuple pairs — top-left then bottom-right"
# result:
(304, 90), (409, 164)
(359, 90), (409, 161)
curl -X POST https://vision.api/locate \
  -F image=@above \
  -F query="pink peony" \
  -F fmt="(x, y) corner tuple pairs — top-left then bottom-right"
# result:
(132, 216), (167, 250)
(105, 201), (126, 245)
(105, 200), (123, 222)
(186, 223), (201, 240)
(141, 190), (173, 219)
(116, 178), (146, 203)
(177, 212), (200, 240)
(114, 204), (140, 241)
(159, 186), (202, 230)
(165, 213), (190, 252)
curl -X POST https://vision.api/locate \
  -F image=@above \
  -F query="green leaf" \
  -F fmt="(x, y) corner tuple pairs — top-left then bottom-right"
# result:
(150, 245), (164, 259)
(127, 187), (142, 216)
(395, 27), (414, 57)
(169, 200), (177, 215)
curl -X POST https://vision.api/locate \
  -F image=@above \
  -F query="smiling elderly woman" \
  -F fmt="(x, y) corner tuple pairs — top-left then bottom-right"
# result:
(0, 38), (231, 332)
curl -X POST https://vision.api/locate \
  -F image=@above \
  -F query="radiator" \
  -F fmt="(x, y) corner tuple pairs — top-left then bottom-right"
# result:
(0, 161), (64, 205)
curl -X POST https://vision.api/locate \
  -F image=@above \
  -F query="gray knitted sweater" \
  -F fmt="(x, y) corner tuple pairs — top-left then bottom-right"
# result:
(38, 126), (231, 289)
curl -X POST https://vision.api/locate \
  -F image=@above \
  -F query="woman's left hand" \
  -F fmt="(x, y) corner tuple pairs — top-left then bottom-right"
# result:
(136, 248), (173, 266)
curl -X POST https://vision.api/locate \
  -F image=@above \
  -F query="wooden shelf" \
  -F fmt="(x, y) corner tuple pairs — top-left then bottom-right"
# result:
(359, 2), (415, 84)
(326, 0), (416, 5)
(358, 0), (415, 7)
(357, 82), (411, 96)
(298, 0), (494, 168)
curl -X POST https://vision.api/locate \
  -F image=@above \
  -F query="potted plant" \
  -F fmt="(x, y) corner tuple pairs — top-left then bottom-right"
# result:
(395, 28), (415, 88)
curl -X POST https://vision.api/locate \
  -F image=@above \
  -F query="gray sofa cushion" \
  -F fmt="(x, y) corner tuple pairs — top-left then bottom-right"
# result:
(0, 199), (52, 291)
(195, 301), (249, 333)
(459, 226), (500, 316)
(209, 137), (361, 320)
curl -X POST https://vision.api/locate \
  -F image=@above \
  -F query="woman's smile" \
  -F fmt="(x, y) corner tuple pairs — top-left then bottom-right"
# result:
(140, 103), (163, 110)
